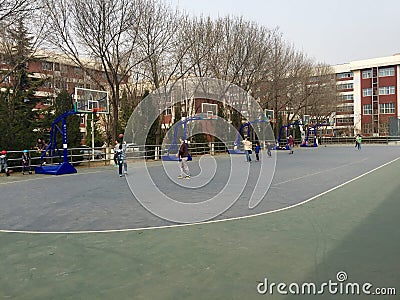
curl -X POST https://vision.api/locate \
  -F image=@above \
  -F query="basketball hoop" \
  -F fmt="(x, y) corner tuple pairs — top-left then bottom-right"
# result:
(91, 107), (104, 114)
(74, 87), (109, 114)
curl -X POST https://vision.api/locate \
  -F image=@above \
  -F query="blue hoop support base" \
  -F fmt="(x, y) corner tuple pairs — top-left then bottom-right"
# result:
(35, 162), (77, 175)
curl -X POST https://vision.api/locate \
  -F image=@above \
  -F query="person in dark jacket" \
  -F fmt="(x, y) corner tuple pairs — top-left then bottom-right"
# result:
(0, 150), (10, 176)
(22, 150), (32, 175)
(176, 137), (190, 179)
(255, 141), (261, 161)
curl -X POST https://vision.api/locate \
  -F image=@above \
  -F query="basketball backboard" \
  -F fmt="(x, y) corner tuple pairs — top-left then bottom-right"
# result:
(303, 115), (310, 125)
(74, 87), (109, 114)
(264, 109), (274, 121)
(201, 102), (218, 119)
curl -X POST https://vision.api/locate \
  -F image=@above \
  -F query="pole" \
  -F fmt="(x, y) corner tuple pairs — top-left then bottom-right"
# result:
(62, 118), (68, 163)
(91, 111), (95, 161)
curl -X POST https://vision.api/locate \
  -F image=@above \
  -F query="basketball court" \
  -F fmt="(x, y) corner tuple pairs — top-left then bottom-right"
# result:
(0, 145), (399, 299)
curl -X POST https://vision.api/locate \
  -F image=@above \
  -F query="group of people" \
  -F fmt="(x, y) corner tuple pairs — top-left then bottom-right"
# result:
(0, 135), (129, 178)
(0, 149), (36, 177)
(0, 138), (48, 177)
(0, 133), (364, 178)
(241, 138), (274, 162)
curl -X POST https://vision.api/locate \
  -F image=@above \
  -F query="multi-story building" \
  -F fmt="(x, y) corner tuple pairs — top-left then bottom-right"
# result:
(333, 54), (400, 136)
(1, 50), (129, 143)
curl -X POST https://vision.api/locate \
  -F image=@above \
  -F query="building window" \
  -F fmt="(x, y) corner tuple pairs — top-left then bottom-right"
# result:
(337, 105), (354, 112)
(378, 86), (395, 95)
(362, 88), (372, 97)
(43, 81), (52, 88)
(337, 94), (354, 101)
(362, 70), (372, 79)
(379, 123), (388, 135)
(363, 123), (372, 134)
(337, 72), (353, 79)
(74, 67), (83, 75)
(337, 83), (353, 90)
(363, 104), (372, 115)
(336, 117), (353, 124)
(378, 67), (394, 77)
(379, 103), (395, 114)
(41, 98), (53, 106)
(42, 61), (53, 71)
(60, 64), (68, 74)
(163, 101), (172, 115)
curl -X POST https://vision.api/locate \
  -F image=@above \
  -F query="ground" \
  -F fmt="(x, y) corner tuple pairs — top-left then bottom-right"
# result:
(0, 145), (399, 299)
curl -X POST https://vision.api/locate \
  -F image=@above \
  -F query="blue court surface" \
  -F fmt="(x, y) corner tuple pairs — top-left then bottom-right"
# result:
(0, 145), (399, 299)
(0, 145), (399, 232)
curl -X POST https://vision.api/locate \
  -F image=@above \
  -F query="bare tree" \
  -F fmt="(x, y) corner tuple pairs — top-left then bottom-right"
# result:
(181, 15), (219, 79)
(255, 34), (336, 137)
(0, 0), (38, 25)
(304, 63), (337, 123)
(42, 0), (144, 143)
(135, 2), (204, 144)
(181, 16), (276, 127)
(0, 0), (46, 84)
(136, 0), (185, 89)
(254, 32), (297, 136)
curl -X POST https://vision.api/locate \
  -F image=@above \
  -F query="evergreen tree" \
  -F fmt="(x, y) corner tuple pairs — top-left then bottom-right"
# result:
(0, 18), (41, 151)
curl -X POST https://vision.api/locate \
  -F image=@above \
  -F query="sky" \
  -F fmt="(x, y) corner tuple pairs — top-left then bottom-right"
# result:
(168, 0), (400, 66)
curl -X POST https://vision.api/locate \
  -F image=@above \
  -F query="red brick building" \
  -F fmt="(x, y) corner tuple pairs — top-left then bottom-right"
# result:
(334, 54), (400, 136)
(1, 50), (128, 143)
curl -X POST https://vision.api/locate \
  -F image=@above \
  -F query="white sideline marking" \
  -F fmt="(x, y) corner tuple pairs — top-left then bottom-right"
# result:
(273, 158), (368, 186)
(0, 156), (399, 234)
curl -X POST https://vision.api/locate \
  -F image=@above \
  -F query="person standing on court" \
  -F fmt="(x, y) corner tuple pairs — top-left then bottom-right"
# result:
(115, 142), (127, 177)
(21, 150), (32, 175)
(0, 150), (10, 176)
(356, 134), (362, 150)
(266, 142), (273, 157)
(255, 141), (261, 161)
(288, 135), (294, 154)
(113, 140), (119, 167)
(242, 137), (252, 162)
(176, 137), (190, 179)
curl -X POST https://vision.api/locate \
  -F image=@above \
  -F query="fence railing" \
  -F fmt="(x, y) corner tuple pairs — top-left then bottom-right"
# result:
(314, 136), (400, 145)
(5, 146), (109, 172)
(3, 136), (400, 173)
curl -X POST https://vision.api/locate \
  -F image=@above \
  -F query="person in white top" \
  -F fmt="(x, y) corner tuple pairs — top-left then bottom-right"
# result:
(242, 137), (252, 162)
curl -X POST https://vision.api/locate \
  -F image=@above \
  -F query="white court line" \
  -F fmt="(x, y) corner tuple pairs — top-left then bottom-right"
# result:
(273, 158), (368, 186)
(1, 156), (399, 234)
